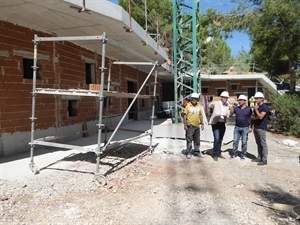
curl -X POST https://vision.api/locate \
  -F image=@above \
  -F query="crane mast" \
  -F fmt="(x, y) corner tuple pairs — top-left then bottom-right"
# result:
(172, 0), (201, 123)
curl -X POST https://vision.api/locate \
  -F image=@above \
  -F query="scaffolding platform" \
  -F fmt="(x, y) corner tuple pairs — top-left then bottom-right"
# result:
(29, 33), (158, 186)
(34, 88), (152, 99)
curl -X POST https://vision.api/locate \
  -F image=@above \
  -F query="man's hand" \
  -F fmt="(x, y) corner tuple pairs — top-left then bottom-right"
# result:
(248, 127), (253, 133)
(184, 124), (188, 131)
(253, 104), (259, 111)
(200, 124), (204, 130)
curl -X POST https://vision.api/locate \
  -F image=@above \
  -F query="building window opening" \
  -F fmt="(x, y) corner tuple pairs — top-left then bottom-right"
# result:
(104, 97), (111, 108)
(68, 100), (78, 117)
(23, 58), (41, 79)
(231, 84), (237, 91)
(217, 89), (226, 96)
(202, 87), (208, 94)
(85, 63), (95, 84)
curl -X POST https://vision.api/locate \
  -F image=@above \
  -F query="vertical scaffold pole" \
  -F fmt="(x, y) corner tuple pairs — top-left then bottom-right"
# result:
(29, 34), (39, 174)
(149, 63), (158, 151)
(96, 32), (106, 176)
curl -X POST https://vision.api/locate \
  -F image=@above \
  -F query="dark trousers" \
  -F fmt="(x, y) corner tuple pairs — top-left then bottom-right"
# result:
(186, 125), (200, 152)
(211, 122), (226, 157)
(253, 128), (268, 162)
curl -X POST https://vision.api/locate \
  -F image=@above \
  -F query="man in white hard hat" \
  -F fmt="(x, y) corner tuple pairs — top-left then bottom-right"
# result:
(183, 93), (205, 158)
(251, 91), (270, 166)
(208, 91), (231, 161)
(230, 94), (252, 160)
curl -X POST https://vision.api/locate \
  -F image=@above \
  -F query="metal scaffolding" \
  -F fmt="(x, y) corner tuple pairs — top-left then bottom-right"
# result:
(29, 32), (158, 185)
(173, 0), (201, 123)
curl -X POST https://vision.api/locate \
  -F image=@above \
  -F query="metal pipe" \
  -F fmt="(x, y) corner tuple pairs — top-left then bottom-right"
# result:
(36, 35), (103, 42)
(104, 60), (113, 144)
(128, 0), (132, 32)
(96, 32), (107, 175)
(103, 61), (158, 150)
(149, 63), (158, 150)
(113, 62), (155, 65)
(29, 34), (38, 164)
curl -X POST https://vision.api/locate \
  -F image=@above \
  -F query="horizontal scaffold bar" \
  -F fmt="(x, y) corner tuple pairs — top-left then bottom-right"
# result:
(34, 88), (151, 99)
(35, 35), (104, 42)
(31, 140), (97, 152)
(113, 62), (156, 65)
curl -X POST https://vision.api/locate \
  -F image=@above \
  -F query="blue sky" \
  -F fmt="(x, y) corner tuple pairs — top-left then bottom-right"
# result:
(108, 0), (250, 56)
(200, 0), (251, 56)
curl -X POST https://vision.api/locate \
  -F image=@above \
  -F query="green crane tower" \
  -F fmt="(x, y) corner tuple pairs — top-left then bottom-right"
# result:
(172, 0), (201, 123)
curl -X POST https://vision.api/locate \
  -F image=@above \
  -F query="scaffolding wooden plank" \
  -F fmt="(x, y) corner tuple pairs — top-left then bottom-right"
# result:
(34, 88), (151, 99)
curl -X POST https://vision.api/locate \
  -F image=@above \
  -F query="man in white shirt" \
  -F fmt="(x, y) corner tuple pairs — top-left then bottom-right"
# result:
(208, 91), (231, 161)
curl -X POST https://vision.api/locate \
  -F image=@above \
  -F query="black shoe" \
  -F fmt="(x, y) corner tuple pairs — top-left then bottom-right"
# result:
(251, 158), (262, 162)
(193, 151), (204, 157)
(193, 150), (200, 156)
(257, 161), (267, 166)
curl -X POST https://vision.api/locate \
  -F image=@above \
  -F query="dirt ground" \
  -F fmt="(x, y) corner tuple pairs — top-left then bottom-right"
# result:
(0, 129), (300, 225)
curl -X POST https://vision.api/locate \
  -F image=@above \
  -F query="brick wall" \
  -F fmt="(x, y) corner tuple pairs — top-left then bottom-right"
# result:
(201, 79), (265, 101)
(0, 20), (161, 135)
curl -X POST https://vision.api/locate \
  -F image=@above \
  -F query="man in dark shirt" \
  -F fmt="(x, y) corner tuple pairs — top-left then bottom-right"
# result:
(230, 94), (252, 160)
(251, 92), (270, 166)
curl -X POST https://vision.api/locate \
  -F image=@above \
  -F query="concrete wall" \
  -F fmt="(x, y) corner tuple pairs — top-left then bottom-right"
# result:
(0, 20), (160, 156)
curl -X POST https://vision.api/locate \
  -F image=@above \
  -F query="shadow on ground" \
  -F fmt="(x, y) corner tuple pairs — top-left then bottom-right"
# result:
(38, 142), (154, 176)
(202, 148), (257, 160)
(252, 184), (300, 221)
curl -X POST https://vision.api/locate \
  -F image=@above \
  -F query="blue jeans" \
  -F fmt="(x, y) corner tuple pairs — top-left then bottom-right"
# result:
(211, 122), (226, 157)
(232, 126), (249, 157)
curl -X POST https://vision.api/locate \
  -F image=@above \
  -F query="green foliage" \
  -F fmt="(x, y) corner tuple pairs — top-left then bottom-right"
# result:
(119, 0), (173, 49)
(201, 38), (234, 74)
(233, 50), (253, 73)
(271, 94), (300, 137)
(198, 12), (235, 74)
(207, 0), (300, 94)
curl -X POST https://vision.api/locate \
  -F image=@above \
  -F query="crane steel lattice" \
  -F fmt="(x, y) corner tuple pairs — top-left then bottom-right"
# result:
(173, 0), (201, 123)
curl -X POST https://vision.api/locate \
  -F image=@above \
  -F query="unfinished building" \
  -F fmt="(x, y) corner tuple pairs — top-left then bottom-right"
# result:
(0, 0), (172, 157)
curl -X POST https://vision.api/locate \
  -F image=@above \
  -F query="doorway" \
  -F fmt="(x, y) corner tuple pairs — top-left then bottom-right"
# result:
(127, 81), (138, 120)
(248, 87), (263, 105)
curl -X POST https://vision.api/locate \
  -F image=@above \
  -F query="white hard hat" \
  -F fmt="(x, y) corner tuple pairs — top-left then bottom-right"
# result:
(191, 93), (199, 99)
(220, 91), (229, 98)
(254, 92), (264, 98)
(238, 94), (247, 100)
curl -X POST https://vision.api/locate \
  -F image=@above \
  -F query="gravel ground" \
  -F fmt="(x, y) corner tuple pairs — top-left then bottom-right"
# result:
(0, 129), (299, 225)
